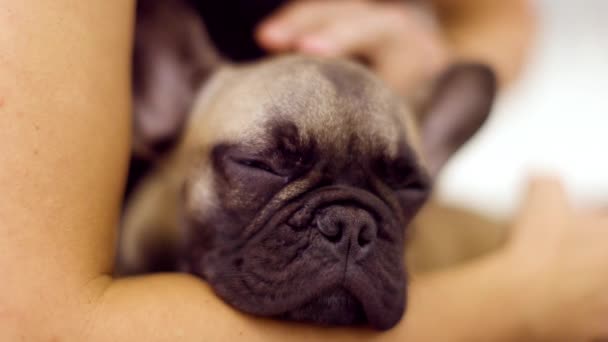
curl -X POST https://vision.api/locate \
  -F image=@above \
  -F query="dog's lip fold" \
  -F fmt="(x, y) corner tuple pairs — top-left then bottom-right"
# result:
(345, 271), (406, 330)
(222, 264), (406, 330)
(278, 287), (367, 326)
(243, 184), (400, 244)
(277, 280), (405, 330)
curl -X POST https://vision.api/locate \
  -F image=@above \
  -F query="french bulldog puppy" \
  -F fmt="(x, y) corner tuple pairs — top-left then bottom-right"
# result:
(119, 0), (499, 330)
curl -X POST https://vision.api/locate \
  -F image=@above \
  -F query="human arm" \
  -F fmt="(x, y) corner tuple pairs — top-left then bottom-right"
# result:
(403, 178), (608, 342)
(0, 0), (133, 338)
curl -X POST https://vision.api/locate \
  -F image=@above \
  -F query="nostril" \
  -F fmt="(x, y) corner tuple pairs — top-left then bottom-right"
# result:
(328, 233), (342, 243)
(336, 221), (345, 232)
(329, 221), (343, 243)
(357, 224), (375, 247)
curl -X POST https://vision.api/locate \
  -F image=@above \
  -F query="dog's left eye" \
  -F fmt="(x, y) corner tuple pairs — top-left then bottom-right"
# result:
(393, 176), (429, 192)
(236, 158), (280, 176)
(377, 157), (429, 192)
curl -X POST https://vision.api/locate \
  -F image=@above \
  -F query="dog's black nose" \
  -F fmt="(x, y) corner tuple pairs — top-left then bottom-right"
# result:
(316, 206), (377, 258)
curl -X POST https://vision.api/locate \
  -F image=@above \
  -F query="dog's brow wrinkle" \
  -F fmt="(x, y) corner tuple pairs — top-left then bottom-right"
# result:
(263, 83), (281, 114)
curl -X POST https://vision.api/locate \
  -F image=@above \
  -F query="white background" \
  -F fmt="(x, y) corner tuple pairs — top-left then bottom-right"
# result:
(438, 0), (608, 218)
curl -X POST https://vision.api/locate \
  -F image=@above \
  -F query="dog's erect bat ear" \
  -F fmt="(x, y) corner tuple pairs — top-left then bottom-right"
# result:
(133, 0), (221, 159)
(419, 63), (497, 177)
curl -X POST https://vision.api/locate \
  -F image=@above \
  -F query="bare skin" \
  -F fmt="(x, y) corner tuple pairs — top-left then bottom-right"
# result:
(1, 1), (608, 342)
(257, 0), (536, 93)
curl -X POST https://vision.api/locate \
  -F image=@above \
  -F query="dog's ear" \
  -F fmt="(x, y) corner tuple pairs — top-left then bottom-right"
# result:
(133, 0), (221, 159)
(419, 63), (497, 177)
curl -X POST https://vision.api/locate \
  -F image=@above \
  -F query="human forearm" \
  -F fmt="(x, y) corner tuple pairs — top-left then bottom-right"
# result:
(397, 252), (531, 341)
(81, 258), (531, 342)
(84, 274), (379, 342)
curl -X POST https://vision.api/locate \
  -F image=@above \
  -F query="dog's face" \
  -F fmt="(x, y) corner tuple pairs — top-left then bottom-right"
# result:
(125, 0), (496, 331)
(176, 57), (429, 329)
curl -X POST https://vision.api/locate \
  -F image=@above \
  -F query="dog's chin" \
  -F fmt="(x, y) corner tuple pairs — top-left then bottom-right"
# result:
(277, 287), (367, 326)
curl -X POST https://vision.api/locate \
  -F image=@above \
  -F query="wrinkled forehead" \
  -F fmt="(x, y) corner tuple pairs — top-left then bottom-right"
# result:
(186, 56), (418, 158)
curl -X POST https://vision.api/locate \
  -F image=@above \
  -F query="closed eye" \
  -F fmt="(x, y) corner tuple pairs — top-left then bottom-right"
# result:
(235, 158), (280, 176)
(396, 175), (430, 192)
(377, 155), (430, 192)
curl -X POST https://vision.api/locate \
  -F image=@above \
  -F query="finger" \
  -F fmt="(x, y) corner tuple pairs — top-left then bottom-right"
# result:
(576, 204), (608, 218)
(520, 175), (571, 217)
(509, 175), (572, 243)
(293, 3), (446, 95)
(256, 1), (340, 52)
(294, 11), (396, 58)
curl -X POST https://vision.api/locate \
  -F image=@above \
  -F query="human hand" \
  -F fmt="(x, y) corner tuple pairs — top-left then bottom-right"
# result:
(502, 176), (608, 341)
(256, 0), (449, 96)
